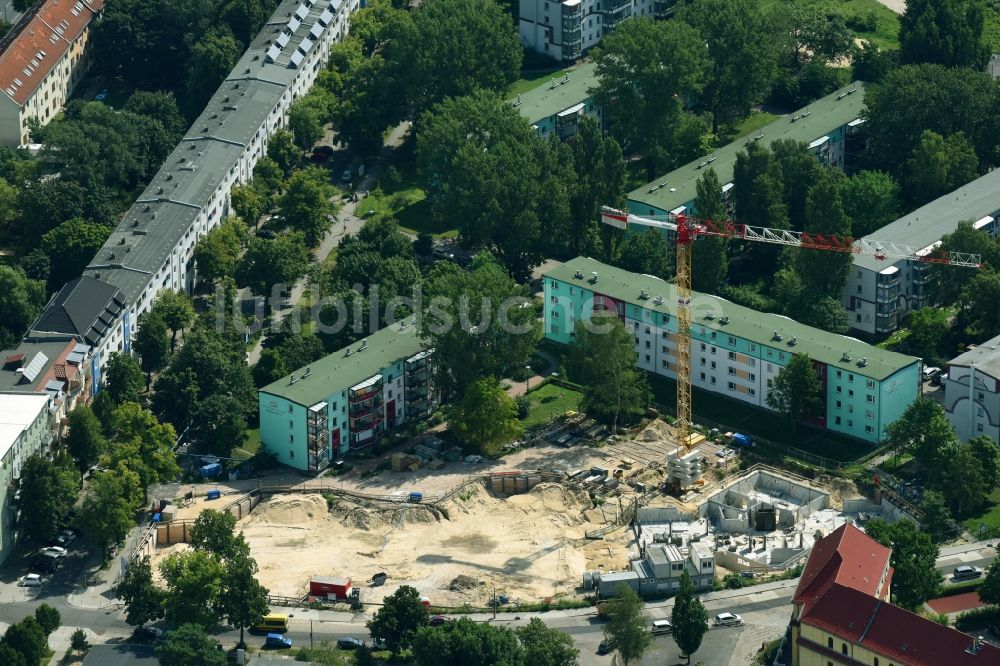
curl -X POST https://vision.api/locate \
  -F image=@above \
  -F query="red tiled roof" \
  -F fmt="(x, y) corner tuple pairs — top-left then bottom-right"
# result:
(794, 523), (891, 614)
(803, 584), (1000, 665)
(0, 0), (104, 106)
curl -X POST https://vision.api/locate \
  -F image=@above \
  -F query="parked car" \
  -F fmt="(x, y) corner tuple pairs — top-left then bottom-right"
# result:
(265, 633), (292, 648)
(18, 574), (43, 587)
(922, 366), (941, 382)
(40, 546), (67, 558)
(651, 619), (672, 635)
(256, 228), (277, 239)
(953, 565), (983, 581)
(336, 637), (365, 650)
(313, 145), (334, 157)
(429, 615), (451, 626)
(58, 529), (77, 543)
(32, 553), (59, 572)
(140, 626), (164, 641)
(597, 641), (609, 655)
(309, 151), (329, 162)
(714, 612), (743, 627)
(931, 372), (947, 386)
(95, 89), (108, 101)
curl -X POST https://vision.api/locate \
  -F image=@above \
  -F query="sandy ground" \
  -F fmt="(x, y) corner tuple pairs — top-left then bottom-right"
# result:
(151, 481), (634, 606)
(877, 0), (905, 15)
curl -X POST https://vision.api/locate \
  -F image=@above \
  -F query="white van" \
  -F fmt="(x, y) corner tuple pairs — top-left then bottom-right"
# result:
(652, 619), (672, 635)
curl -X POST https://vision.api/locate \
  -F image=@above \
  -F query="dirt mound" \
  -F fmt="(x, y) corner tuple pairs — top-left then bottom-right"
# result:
(340, 506), (438, 531)
(507, 482), (591, 513)
(247, 494), (330, 527)
(448, 575), (481, 592)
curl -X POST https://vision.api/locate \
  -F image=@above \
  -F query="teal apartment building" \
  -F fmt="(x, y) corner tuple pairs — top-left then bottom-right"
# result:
(544, 258), (920, 443)
(509, 61), (600, 140)
(627, 82), (867, 219)
(258, 318), (436, 473)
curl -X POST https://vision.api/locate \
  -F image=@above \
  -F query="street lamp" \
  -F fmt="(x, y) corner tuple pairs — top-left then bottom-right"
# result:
(525, 365), (531, 393)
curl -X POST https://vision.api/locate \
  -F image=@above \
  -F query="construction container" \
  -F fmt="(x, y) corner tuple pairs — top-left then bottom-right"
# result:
(420, 596), (430, 607)
(309, 576), (352, 599)
(206, 489), (221, 500)
(201, 463), (222, 478)
(408, 492), (423, 503)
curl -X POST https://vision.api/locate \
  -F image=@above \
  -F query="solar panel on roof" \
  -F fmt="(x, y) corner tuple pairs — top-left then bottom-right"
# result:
(294, 3), (308, 20)
(266, 44), (281, 62)
(277, 31), (290, 48)
(318, 8), (333, 26)
(45, 379), (64, 391)
(309, 23), (323, 40)
(299, 37), (314, 54)
(72, 343), (90, 353)
(66, 352), (85, 364)
(288, 16), (301, 32)
(21, 352), (48, 383)
(290, 50), (304, 68)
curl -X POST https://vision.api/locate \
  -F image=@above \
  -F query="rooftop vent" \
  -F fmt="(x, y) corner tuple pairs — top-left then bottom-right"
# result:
(345, 348), (353, 356)
(841, 352), (853, 362)
(788, 337), (797, 346)
(720, 315), (729, 325)
(858, 357), (868, 367)
(118, 237), (126, 245)
(705, 312), (715, 320)
(573, 270), (584, 279)
(639, 289), (649, 300)
(359, 339), (368, 351)
(289, 374), (298, 384)
(588, 272), (598, 284)
(303, 367), (311, 377)
(653, 295), (664, 305)
(144, 204), (151, 211)
(132, 220), (140, 227)
(772, 331), (782, 341)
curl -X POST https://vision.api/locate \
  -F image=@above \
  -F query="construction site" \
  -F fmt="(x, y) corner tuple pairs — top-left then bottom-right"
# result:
(144, 418), (913, 609)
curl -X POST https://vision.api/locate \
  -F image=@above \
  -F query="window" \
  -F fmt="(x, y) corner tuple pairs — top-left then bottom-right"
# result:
(749, 388), (756, 396)
(865, 425), (874, 433)
(979, 392), (985, 401)
(645, 354), (650, 362)
(700, 358), (706, 366)
(662, 360), (668, 368)
(727, 381), (735, 391)
(978, 423), (984, 432)
(289, 434), (294, 443)
(289, 420), (294, 428)
(551, 281), (558, 290)
(848, 389), (854, 397)
(662, 331), (668, 338)
(551, 296), (557, 303)
(835, 416), (841, 425)
(645, 340), (651, 348)
(867, 394), (875, 403)
(288, 404), (293, 413)
(857, 284), (863, 293)
(767, 363), (773, 372)
(289, 449), (294, 459)
(700, 343), (706, 351)
(836, 386), (842, 394)
(662, 346), (667, 353)
(710, 377), (716, 385)
(750, 358), (756, 367)
(874, 659), (879, 666)
(836, 400), (842, 409)
(700, 372), (706, 380)
(749, 373), (755, 382)
(828, 638), (833, 649)
(749, 344), (756, 352)
(728, 367), (736, 375)
(866, 409), (874, 419)
(867, 379), (875, 389)
(978, 407), (985, 417)
(848, 374), (854, 382)
(711, 347), (716, 355)
(848, 420), (853, 428)
(551, 311), (560, 319)
(778, 352), (785, 361)
(711, 361), (716, 370)
(856, 313), (862, 322)
(728, 351), (736, 360)
(550, 324), (558, 334)
(841, 644), (848, 656)
(836, 370), (842, 378)
(645, 326), (650, 334)
(728, 336), (736, 345)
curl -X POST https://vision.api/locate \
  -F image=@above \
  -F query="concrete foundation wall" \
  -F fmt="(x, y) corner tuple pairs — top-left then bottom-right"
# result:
(637, 506), (697, 523)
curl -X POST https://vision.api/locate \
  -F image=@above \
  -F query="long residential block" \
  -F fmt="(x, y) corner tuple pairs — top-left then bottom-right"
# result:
(259, 318), (436, 473)
(508, 60), (599, 139)
(543, 257), (920, 444)
(627, 82), (866, 218)
(28, 0), (359, 388)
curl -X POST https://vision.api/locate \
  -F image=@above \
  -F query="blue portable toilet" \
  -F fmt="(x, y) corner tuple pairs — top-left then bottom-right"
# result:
(732, 433), (753, 448)
(201, 462), (222, 478)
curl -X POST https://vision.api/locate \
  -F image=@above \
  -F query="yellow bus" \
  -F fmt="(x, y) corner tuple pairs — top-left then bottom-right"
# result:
(254, 613), (288, 633)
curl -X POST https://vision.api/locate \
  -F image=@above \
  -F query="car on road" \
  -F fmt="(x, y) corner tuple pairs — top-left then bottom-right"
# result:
(713, 612), (743, 627)
(58, 529), (77, 543)
(429, 615), (451, 626)
(95, 89), (108, 101)
(953, 565), (983, 581)
(922, 366), (941, 382)
(40, 546), (67, 558)
(265, 633), (292, 649)
(336, 637), (365, 650)
(256, 228), (277, 239)
(597, 641), (609, 655)
(651, 619), (672, 635)
(139, 626), (164, 641)
(18, 574), (43, 587)
(32, 553), (59, 572)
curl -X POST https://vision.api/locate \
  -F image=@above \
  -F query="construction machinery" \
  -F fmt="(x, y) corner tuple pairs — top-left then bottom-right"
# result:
(600, 206), (982, 455)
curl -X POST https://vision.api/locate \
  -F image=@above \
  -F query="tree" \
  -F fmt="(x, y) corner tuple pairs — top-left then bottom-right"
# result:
(79, 466), (143, 552)
(267, 129), (300, 176)
(733, 142), (788, 276)
(66, 405), (107, 473)
(34, 604), (60, 636)
(190, 394), (248, 458)
(421, 255), (538, 396)
(116, 555), (165, 628)
(160, 550), (225, 630)
(852, 41), (897, 83)
(70, 629), (89, 656)
(449, 377), (524, 454)
(970, 435), (1000, 491)
(124, 90), (185, 139)
(938, 443), (988, 517)
(959, 270), (1000, 340)
(2, 618), (47, 666)
(884, 398), (958, 465)
(236, 231), (310, 296)
(184, 26), (241, 114)
(784, 6), (852, 67)
(218, 550), (269, 647)
(573, 315), (651, 433)
(678, 0), (777, 132)
(840, 171), (901, 238)
(40, 217), (111, 289)
(104, 402), (181, 491)
(156, 624), (227, 666)
(0, 645), (26, 666)
(603, 584), (650, 666)
(154, 291), (195, 353)
(900, 308), (950, 362)
(904, 130), (979, 207)
(412, 618), (523, 666)
(189, 510), (240, 559)
(104, 352), (144, 404)
(133, 311), (170, 389)
(252, 156), (284, 196)
(920, 490), (958, 543)
(929, 221), (1000, 305)
(0, 265), (45, 349)
(252, 348), (288, 387)
(279, 166), (338, 247)
(230, 185), (265, 228)
(671, 571), (708, 664)
(900, 0), (987, 69)
(568, 117), (625, 255)
(287, 97), (324, 151)
(516, 618), (579, 666)
(367, 585), (429, 656)
(863, 64), (1000, 176)
(691, 168), (728, 293)
(771, 139), (825, 232)
(194, 216), (247, 284)
(865, 518), (941, 610)
(17, 454), (78, 543)
(613, 229), (672, 280)
(591, 18), (709, 155)
(766, 354), (821, 432)
(980, 559), (1000, 605)
(793, 171), (852, 302)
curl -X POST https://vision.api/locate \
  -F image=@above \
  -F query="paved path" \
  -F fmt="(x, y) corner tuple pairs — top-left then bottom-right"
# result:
(877, 0), (905, 14)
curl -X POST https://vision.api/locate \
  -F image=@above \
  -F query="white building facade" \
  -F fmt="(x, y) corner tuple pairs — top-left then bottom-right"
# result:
(944, 337), (1000, 443)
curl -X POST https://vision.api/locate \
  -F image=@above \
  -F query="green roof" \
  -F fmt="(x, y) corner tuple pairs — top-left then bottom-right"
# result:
(546, 257), (917, 381)
(627, 81), (867, 214)
(508, 61), (598, 125)
(260, 318), (426, 405)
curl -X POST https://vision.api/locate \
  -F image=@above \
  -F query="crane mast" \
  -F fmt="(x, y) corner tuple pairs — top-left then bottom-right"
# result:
(600, 206), (982, 456)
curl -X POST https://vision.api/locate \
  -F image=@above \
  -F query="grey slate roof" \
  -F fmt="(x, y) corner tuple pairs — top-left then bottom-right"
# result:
(0, 334), (76, 392)
(31, 276), (124, 347)
(949, 334), (1000, 381)
(76, 0), (341, 306)
(853, 169), (1000, 272)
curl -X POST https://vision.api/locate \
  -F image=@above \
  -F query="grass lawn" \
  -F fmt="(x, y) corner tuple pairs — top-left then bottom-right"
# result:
(649, 376), (874, 463)
(234, 428), (262, 461)
(775, 0), (901, 50)
(987, 6), (1000, 53)
(509, 66), (575, 97)
(520, 381), (583, 430)
(963, 486), (1000, 539)
(365, 167), (458, 238)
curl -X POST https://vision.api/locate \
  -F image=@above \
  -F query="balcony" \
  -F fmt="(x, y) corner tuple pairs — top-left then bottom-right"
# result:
(604, 0), (631, 28)
(654, 0), (677, 19)
(349, 396), (383, 418)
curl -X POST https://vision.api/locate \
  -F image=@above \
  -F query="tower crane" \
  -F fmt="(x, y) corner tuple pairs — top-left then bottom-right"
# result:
(599, 206), (983, 455)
